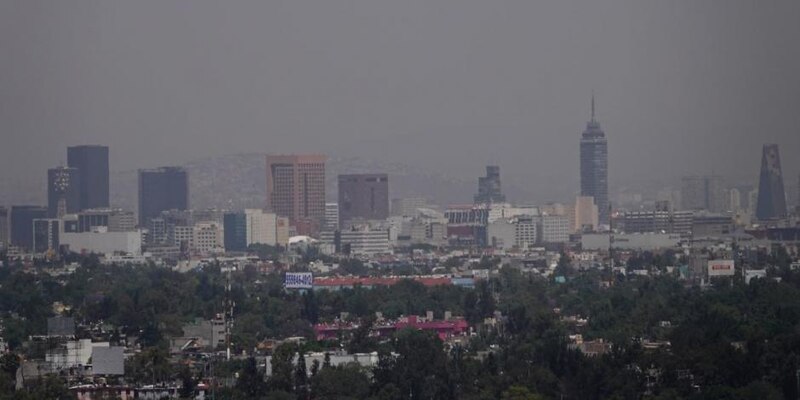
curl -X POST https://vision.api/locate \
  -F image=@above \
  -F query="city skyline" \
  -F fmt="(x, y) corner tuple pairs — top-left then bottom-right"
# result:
(2, 3), (800, 398)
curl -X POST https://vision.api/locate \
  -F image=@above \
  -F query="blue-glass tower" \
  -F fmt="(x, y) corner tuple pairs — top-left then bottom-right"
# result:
(580, 95), (609, 225)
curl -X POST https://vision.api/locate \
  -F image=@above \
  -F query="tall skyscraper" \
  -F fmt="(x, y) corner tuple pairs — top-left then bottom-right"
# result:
(474, 166), (506, 204)
(33, 218), (60, 254)
(266, 154), (326, 235)
(47, 167), (82, 218)
(223, 212), (247, 252)
(9, 205), (47, 250)
(67, 145), (110, 210)
(755, 144), (787, 220)
(580, 95), (609, 225)
(138, 167), (189, 226)
(338, 174), (389, 227)
(0, 207), (9, 250)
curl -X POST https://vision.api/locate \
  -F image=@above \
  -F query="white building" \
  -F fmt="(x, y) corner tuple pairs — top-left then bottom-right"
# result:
(245, 209), (278, 246)
(46, 339), (109, 370)
(193, 222), (224, 255)
(487, 204), (539, 223)
(340, 227), (391, 256)
(487, 218), (515, 249)
(324, 203), (339, 231)
(171, 225), (194, 248)
(487, 216), (538, 250)
(539, 215), (570, 243)
(61, 231), (142, 256)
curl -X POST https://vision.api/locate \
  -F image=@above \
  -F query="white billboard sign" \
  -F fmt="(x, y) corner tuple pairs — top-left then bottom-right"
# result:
(707, 259), (735, 277)
(285, 272), (314, 289)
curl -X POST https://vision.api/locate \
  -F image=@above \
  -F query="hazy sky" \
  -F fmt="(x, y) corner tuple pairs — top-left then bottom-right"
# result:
(2, 1), (799, 200)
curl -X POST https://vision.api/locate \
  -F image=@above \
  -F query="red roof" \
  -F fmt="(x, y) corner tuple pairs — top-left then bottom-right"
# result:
(313, 276), (452, 287)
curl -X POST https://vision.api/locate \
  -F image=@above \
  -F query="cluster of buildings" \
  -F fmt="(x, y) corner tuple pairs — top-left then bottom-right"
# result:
(1, 98), (798, 267)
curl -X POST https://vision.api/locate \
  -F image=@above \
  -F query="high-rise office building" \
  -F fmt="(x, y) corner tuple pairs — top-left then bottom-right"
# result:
(755, 144), (787, 220)
(680, 175), (725, 212)
(67, 145), (109, 210)
(580, 95), (609, 225)
(47, 167), (82, 218)
(245, 209), (278, 246)
(138, 167), (189, 226)
(338, 174), (389, 227)
(266, 154), (326, 235)
(33, 219), (61, 254)
(223, 213), (247, 252)
(0, 207), (9, 250)
(9, 205), (47, 250)
(474, 166), (506, 204)
(324, 203), (339, 231)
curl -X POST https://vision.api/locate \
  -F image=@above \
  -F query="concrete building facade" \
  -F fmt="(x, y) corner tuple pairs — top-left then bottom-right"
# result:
(573, 196), (599, 232)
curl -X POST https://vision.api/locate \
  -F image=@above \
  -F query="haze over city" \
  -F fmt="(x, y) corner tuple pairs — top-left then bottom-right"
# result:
(2, 0), (799, 206)
(3, 2), (800, 399)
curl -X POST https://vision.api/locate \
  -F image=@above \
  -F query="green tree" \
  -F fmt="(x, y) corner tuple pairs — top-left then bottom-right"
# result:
(269, 344), (296, 393)
(295, 352), (308, 398)
(236, 357), (267, 398)
(311, 364), (371, 400)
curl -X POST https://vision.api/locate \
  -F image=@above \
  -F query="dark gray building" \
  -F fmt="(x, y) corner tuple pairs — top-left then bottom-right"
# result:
(755, 144), (787, 221)
(138, 167), (189, 227)
(0, 207), (8, 250)
(338, 174), (389, 227)
(33, 219), (60, 253)
(47, 167), (82, 218)
(9, 205), (47, 250)
(796, 174), (800, 211)
(223, 212), (247, 252)
(474, 166), (506, 204)
(67, 145), (110, 210)
(580, 95), (609, 225)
